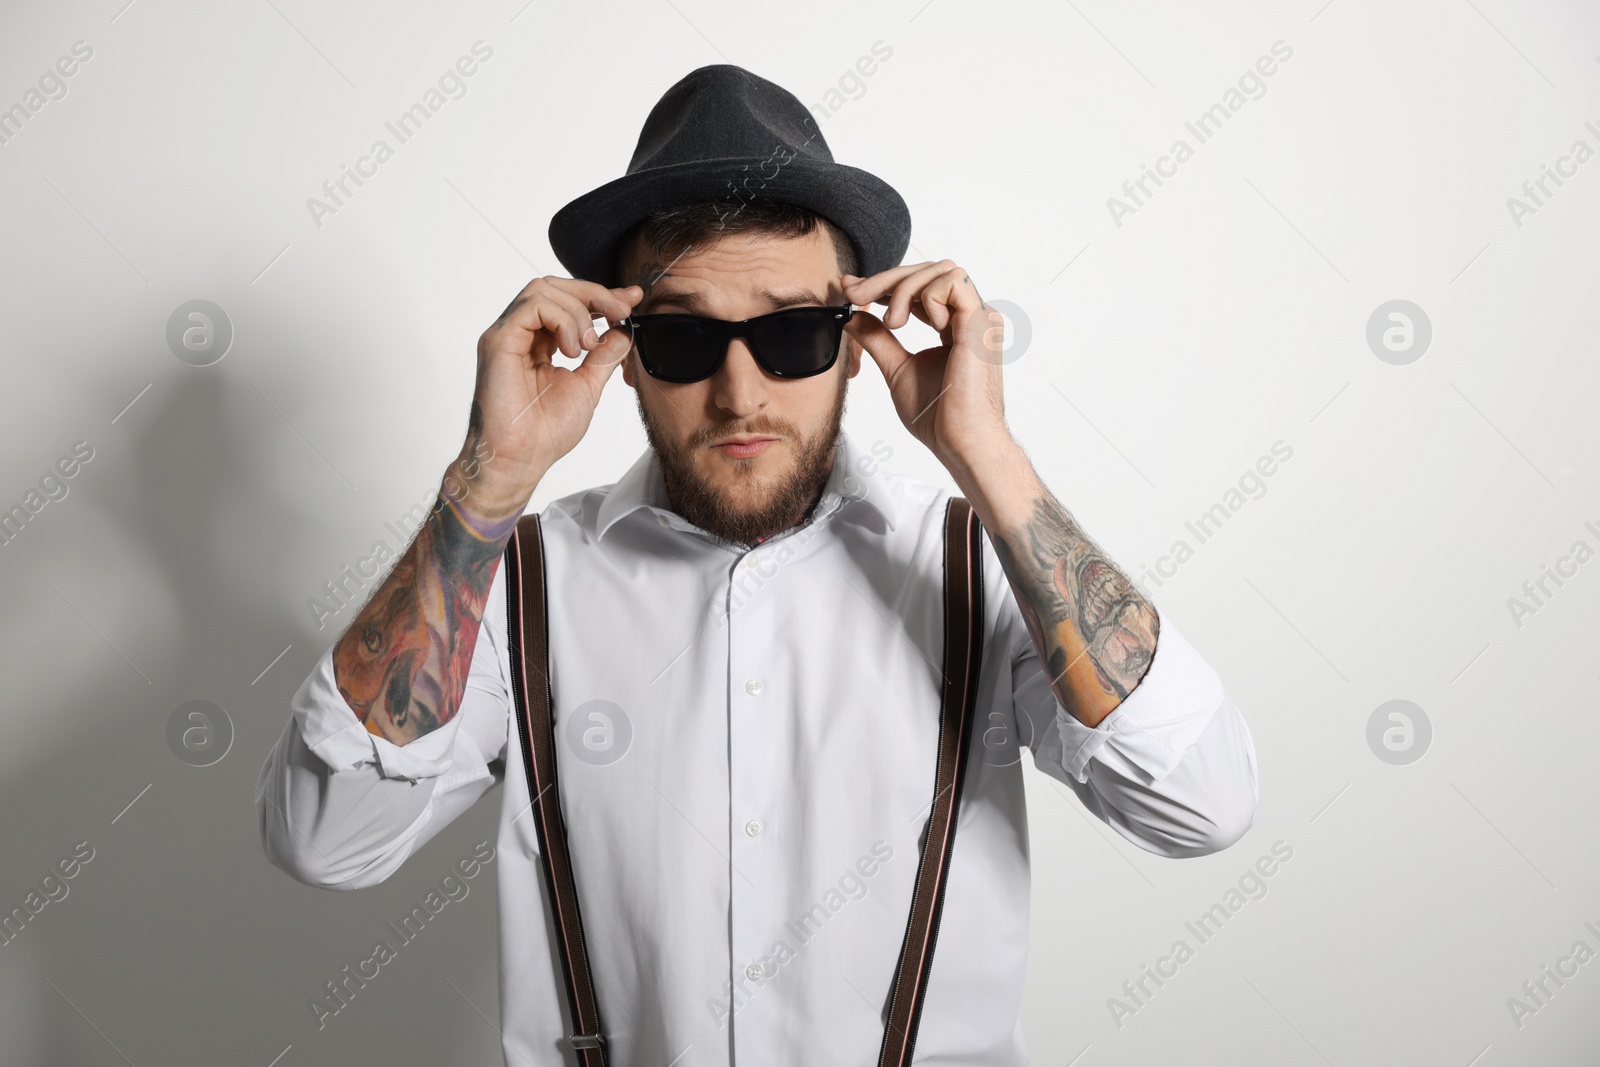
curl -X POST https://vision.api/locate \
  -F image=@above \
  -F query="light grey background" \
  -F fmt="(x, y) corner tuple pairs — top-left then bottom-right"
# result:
(0, 0), (1595, 1064)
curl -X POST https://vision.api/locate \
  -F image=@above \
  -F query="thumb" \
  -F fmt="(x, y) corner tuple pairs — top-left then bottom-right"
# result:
(846, 309), (913, 378)
(574, 320), (631, 389)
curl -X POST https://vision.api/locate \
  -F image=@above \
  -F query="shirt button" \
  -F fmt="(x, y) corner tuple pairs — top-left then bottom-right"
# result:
(745, 819), (763, 837)
(656, 514), (670, 528)
(746, 962), (764, 981)
(744, 679), (763, 696)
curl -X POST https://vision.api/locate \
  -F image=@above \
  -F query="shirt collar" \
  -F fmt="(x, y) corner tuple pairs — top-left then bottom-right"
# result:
(594, 428), (898, 542)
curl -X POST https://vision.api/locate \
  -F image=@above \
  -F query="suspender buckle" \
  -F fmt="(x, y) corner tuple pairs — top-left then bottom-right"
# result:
(568, 1031), (606, 1051)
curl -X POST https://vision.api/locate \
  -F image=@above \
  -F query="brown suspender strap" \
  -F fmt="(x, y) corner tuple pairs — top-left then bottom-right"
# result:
(505, 514), (609, 1065)
(876, 495), (985, 1067)
(503, 497), (985, 1066)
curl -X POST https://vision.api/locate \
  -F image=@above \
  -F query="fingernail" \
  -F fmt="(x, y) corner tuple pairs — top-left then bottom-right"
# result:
(582, 327), (599, 347)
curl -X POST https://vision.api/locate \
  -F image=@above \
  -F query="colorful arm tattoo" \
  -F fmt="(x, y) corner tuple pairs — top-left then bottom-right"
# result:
(332, 453), (521, 747)
(989, 491), (1160, 728)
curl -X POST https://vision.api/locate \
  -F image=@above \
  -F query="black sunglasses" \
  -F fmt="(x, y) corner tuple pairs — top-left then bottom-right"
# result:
(615, 304), (856, 384)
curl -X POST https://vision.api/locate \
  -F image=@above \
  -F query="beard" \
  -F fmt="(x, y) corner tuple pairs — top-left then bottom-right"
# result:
(634, 358), (850, 549)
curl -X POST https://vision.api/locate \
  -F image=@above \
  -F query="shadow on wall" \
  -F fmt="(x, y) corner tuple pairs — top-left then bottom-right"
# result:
(0, 336), (504, 1064)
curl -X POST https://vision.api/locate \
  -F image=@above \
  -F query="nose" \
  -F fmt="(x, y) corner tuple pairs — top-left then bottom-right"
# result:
(711, 337), (768, 417)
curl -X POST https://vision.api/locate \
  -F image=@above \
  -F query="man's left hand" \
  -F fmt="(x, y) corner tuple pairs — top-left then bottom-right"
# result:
(842, 260), (1011, 474)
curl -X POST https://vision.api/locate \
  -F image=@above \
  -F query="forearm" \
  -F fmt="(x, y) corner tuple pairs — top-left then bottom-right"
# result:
(949, 439), (1159, 729)
(331, 440), (540, 747)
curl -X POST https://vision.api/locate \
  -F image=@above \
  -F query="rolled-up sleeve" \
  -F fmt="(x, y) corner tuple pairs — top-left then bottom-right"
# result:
(1012, 595), (1260, 858)
(256, 560), (513, 890)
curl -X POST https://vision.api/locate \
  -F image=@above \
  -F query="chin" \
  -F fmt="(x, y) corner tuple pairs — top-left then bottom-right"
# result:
(712, 459), (785, 494)
(706, 453), (787, 494)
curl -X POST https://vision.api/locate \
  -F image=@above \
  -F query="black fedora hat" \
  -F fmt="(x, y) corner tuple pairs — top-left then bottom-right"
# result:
(548, 64), (910, 289)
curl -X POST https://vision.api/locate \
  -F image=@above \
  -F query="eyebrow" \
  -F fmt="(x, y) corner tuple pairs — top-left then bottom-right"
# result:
(639, 287), (831, 315)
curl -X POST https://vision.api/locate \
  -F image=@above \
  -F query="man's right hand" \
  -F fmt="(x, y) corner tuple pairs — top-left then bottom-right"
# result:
(459, 276), (642, 515)
(331, 276), (641, 748)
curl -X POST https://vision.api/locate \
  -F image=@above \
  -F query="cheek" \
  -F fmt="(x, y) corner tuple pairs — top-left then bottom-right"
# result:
(647, 383), (710, 438)
(793, 385), (840, 434)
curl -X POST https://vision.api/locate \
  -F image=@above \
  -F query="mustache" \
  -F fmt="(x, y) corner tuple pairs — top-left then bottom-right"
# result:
(691, 418), (794, 446)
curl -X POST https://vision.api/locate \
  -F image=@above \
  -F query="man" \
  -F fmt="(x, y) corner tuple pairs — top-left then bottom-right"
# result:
(257, 64), (1258, 1065)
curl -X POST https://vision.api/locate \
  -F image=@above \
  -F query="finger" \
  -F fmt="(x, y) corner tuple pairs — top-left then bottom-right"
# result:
(543, 276), (641, 323)
(556, 281), (643, 351)
(482, 296), (558, 373)
(574, 321), (633, 387)
(494, 276), (545, 324)
(537, 285), (607, 359)
(614, 283), (644, 314)
(489, 280), (581, 362)
(843, 308), (914, 381)
(921, 266), (985, 334)
(497, 276), (638, 323)
(490, 278), (638, 360)
(842, 261), (943, 309)
(883, 260), (957, 330)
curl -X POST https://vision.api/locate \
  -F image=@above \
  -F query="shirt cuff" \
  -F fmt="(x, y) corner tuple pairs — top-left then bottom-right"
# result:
(291, 643), (472, 782)
(1051, 608), (1226, 784)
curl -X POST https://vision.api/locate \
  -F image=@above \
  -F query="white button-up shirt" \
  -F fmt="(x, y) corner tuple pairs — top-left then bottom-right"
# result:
(257, 429), (1259, 1066)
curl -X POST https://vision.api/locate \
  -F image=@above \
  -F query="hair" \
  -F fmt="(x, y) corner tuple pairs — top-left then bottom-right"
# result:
(612, 199), (861, 288)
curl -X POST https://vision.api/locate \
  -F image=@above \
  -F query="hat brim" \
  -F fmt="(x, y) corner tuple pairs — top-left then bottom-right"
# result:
(548, 156), (911, 289)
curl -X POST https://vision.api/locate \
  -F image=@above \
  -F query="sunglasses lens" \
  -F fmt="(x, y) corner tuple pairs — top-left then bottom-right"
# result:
(635, 316), (721, 381)
(752, 309), (843, 377)
(632, 307), (847, 382)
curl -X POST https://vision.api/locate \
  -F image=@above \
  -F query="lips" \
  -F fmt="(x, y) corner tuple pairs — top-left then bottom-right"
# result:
(713, 437), (776, 459)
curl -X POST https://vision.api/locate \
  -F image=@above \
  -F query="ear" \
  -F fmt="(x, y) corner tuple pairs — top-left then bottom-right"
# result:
(621, 346), (636, 389)
(845, 332), (862, 379)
